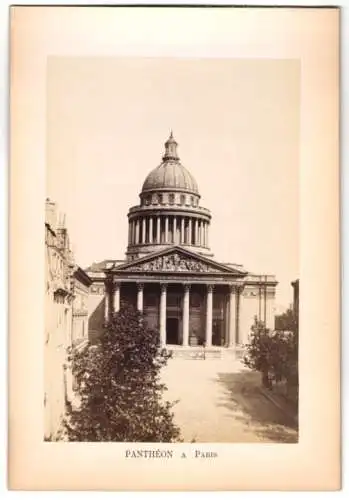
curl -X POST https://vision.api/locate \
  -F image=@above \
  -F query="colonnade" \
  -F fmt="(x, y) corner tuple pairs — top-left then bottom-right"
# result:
(104, 282), (243, 348)
(128, 215), (209, 248)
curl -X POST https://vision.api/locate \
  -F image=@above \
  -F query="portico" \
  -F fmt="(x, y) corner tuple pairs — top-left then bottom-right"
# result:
(104, 247), (247, 347)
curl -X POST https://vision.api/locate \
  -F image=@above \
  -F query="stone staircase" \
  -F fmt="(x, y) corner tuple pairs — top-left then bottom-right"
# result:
(170, 348), (221, 360)
(164, 345), (247, 361)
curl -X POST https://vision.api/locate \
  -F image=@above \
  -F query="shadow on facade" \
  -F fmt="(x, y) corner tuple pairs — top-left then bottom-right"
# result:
(216, 371), (298, 443)
(88, 297), (105, 344)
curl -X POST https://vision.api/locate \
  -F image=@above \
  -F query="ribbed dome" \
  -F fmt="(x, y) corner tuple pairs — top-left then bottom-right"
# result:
(142, 161), (199, 194)
(141, 132), (199, 195)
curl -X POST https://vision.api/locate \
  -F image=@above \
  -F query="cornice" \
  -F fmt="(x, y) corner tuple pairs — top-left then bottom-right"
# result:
(128, 206), (211, 220)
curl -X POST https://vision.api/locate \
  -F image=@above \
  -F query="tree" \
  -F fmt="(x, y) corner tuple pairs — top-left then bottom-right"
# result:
(275, 307), (298, 335)
(243, 316), (298, 400)
(64, 303), (181, 442)
(242, 318), (273, 389)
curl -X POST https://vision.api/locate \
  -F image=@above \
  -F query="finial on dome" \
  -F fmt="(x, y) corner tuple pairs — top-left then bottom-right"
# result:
(163, 130), (179, 161)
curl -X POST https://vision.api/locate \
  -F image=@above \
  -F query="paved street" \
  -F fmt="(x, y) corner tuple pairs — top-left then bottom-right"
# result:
(161, 357), (298, 443)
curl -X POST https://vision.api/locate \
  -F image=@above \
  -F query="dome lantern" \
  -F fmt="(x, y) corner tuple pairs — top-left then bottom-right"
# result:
(163, 130), (179, 162)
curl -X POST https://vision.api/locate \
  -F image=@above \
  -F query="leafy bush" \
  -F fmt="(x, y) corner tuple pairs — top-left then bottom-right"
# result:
(243, 316), (298, 399)
(275, 307), (298, 334)
(64, 303), (181, 442)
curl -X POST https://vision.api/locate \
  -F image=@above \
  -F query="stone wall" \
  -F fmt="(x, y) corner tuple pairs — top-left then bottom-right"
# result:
(87, 282), (105, 344)
(239, 283), (276, 344)
(72, 272), (90, 345)
(44, 200), (73, 440)
(44, 199), (90, 440)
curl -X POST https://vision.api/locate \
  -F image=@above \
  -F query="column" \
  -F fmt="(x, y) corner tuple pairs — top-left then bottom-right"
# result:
(113, 282), (120, 313)
(142, 217), (146, 244)
(195, 219), (199, 246)
(128, 222), (131, 245)
(157, 216), (161, 244)
(104, 288), (110, 323)
(181, 217), (185, 244)
(236, 286), (245, 344)
(149, 217), (153, 244)
(228, 285), (236, 347)
(132, 221), (135, 244)
(206, 222), (209, 248)
(135, 219), (140, 244)
(137, 283), (144, 312)
(165, 216), (169, 243)
(188, 218), (192, 245)
(182, 284), (190, 347)
(203, 222), (207, 247)
(205, 285), (213, 347)
(173, 216), (177, 244)
(159, 284), (167, 346)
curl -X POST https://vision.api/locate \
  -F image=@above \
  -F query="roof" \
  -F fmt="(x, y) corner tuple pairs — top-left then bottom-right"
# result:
(141, 133), (199, 195)
(142, 161), (199, 195)
(84, 260), (125, 273)
(73, 266), (93, 286)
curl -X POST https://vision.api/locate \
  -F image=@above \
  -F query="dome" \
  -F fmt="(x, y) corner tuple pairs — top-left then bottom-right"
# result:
(142, 161), (199, 194)
(141, 132), (199, 195)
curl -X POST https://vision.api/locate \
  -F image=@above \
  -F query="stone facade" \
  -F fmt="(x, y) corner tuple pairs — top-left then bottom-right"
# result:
(292, 279), (299, 321)
(72, 267), (91, 347)
(44, 199), (91, 440)
(85, 134), (277, 348)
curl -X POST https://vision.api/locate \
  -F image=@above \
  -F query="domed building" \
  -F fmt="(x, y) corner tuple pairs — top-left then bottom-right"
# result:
(86, 133), (277, 350)
(126, 131), (212, 261)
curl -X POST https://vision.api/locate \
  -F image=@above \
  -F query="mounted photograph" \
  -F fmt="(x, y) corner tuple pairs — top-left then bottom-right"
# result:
(9, 4), (340, 491)
(44, 56), (299, 444)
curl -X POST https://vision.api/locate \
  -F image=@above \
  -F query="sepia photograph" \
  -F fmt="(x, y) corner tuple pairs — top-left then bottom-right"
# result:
(9, 5), (339, 491)
(45, 56), (299, 444)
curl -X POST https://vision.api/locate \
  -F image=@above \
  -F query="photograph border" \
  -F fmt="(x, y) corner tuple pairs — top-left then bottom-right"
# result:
(8, 5), (340, 491)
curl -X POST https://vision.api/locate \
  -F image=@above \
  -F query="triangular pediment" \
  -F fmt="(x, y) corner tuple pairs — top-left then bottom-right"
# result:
(113, 247), (246, 275)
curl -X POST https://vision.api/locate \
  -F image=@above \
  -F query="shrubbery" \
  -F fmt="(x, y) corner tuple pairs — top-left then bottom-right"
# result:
(243, 312), (298, 404)
(64, 303), (181, 442)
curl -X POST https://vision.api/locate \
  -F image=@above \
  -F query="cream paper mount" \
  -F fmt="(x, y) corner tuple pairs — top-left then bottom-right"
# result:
(9, 6), (340, 491)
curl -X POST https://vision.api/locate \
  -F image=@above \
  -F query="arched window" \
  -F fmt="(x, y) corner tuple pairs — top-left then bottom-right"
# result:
(169, 193), (175, 205)
(180, 194), (185, 205)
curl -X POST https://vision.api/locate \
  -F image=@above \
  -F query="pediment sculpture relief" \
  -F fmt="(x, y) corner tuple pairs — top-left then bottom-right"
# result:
(129, 253), (221, 273)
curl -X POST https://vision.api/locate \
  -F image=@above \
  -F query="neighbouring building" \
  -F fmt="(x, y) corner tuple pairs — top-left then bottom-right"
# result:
(291, 278), (299, 324)
(72, 267), (92, 348)
(44, 198), (91, 440)
(86, 133), (277, 349)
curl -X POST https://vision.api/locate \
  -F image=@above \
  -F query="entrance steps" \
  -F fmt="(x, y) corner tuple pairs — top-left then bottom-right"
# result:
(164, 345), (247, 360)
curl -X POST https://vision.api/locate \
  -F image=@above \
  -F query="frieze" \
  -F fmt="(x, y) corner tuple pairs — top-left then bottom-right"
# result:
(72, 309), (89, 317)
(122, 252), (222, 274)
(243, 288), (276, 298)
(90, 285), (105, 295)
(112, 275), (240, 285)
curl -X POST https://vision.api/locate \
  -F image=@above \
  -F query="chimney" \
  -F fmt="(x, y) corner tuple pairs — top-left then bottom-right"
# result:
(45, 198), (57, 231)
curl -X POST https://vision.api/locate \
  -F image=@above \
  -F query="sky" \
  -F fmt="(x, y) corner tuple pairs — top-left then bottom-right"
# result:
(47, 56), (299, 309)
